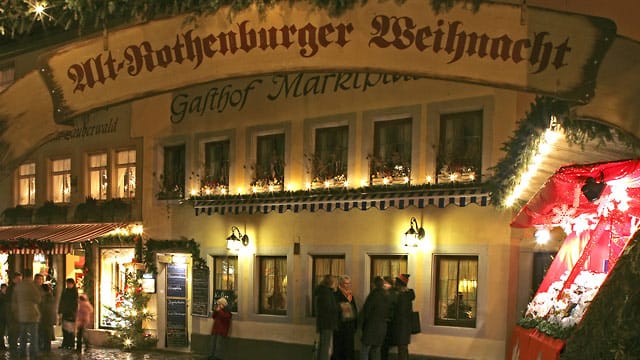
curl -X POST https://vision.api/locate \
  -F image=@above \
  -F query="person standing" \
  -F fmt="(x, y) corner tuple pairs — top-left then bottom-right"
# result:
(58, 278), (78, 350)
(6, 272), (22, 354)
(382, 274), (415, 360)
(76, 294), (94, 353)
(209, 297), (232, 360)
(333, 275), (358, 360)
(360, 276), (391, 360)
(315, 274), (339, 360)
(13, 269), (41, 359)
(0, 283), (8, 350)
(38, 283), (56, 353)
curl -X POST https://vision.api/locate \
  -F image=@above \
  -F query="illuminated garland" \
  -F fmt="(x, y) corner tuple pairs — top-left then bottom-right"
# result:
(486, 96), (640, 209)
(143, 238), (207, 275)
(0, 0), (481, 41)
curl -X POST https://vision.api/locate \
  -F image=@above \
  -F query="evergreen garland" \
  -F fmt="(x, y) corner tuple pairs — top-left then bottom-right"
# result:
(486, 96), (640, 209)
(143, 238), (207, 275)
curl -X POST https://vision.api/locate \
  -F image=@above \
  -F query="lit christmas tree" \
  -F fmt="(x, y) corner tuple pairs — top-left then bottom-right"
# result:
(104, 270), (158, 350)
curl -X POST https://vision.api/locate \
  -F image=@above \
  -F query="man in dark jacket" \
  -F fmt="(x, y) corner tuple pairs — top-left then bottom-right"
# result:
(57, 278), (78, 350)
(360, 276), (391, 360)
(315, 274), (338, 360)
(382, 274), (415, 360)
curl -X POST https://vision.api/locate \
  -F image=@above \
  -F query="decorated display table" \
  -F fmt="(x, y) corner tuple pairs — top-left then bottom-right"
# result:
(510, 159), (640, 359)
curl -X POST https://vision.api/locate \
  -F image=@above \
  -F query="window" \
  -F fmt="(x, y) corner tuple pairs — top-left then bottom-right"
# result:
(253, 134), (285, 190)
(51, 158), (71, 203)
(161, 144), (185, 199)
(437, 110), (482, 184)
(116, 149), (136, 198)
(258, 256), (287, 315)
(434, 255), (478, 328)
(370, 255), (408, 284)
(99, 248), (135, 327)
(89, 153), (108, 200)
(0, 63), (15, 93)
(371, 118), (412, 185)
(212, 256), (238, 312)
(310, 126), (348, 186)
(17, 163), (36, 205)
(203, 140), (230, 193)
(311, 255), (345, 315)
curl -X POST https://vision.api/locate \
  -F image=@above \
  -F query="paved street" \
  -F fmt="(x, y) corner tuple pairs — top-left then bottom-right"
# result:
(0, 339), (208, 360)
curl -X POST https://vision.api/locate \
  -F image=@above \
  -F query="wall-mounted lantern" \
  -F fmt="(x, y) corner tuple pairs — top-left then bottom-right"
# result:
(226, 226), (250, 251)
(403, 217), (425, 247)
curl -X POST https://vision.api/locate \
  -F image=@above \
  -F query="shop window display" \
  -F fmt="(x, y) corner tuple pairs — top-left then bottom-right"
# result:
(99, 247), (136, 327)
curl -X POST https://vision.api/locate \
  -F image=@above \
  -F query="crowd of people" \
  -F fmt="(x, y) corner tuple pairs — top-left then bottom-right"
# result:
(0, 271), (93, 359)
(316, 273), (416, 360)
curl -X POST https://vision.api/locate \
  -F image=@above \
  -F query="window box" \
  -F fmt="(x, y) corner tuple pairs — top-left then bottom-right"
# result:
(1, 206), (33, 225)
(34, 201), (68, 224)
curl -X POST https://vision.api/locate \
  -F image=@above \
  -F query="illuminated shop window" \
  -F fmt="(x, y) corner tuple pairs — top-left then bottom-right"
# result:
(311, 255), (345, 316)
(17, 162), (36, 205)
(437, 110), (482, 184)
(116, 150), (136, 198)
(99, 247), (135, 328)
(212, 256), (237, 312)
(434, 255), (478, 328)
(202, 140), (230, 195)
(370, 118), (412, 186)
(370, 255), (408, 284)
(89, 153), (108, 200)
(258, 256), (287, 315)
(160, 144), (185, 199)
(310, 126), (348, 188)
(252, 133), (285, 192)
(51, 158), (71, 203)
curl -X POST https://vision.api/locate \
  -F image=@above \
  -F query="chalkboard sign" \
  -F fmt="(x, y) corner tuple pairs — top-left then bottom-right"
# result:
(191, 267), (209, 317)
(167, 298), (188, 347)
(167, 263), (187, 297)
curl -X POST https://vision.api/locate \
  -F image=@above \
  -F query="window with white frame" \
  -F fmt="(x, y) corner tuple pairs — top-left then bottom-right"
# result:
(212, 256), (238, 312)
(51, 158), (71, 203)
(311, 255), (345, 315)
(160, 144), (185, 199)
(434, 255), (478, 328)
(437, 110), (482, 184)
(203, 140), (230, 194)
(116, 149), (136, 199)
(89, 153), (108, 200)
(310, 126), (348, 187)
(370, 255), (408, 284)
(370, 118), (412, 185)
(258, 256), (287, 315)
(17, 162), (36, 205)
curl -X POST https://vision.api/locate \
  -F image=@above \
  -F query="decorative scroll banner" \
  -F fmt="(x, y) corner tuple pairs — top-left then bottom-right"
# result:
(38, 0), (615, 123)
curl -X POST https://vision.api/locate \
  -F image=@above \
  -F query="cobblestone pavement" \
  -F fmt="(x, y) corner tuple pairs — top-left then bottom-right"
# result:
(0, 339), (208, 360)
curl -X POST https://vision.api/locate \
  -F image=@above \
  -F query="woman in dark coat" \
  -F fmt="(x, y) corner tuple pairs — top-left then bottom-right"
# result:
(360, 276), (391, 360)
(333, 275), (358, 360)
(382, 274), (415, 360)
(58, 278), (79, 349)
(39, 283), (56, 352)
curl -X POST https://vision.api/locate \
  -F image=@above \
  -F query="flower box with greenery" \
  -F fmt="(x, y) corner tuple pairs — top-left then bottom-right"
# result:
(246, 162), (285, 193)
(304, 152), (348, 189)
(101, 198), (132, 221)
(188, 171), (229, 196)
(74, 197), (101, 223)
(34, 201), (68, 224)
(368, 154), (411, 186)
(437, 165), (478, 184)
(1, 205), (33, 225)
(154, 173), (184, 200)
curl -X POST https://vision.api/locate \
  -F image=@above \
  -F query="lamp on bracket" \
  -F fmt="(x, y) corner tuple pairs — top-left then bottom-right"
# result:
(226, 226), (250, 251)
(403, 217), (425, 247)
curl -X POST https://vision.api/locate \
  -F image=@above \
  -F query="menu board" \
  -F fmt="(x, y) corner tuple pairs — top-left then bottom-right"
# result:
(167, 263), (187, 297)
(191, 267), (209, 317)
(167, 298), (188, 347)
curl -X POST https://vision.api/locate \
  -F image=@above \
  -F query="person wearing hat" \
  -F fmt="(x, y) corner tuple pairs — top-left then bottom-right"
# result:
(209, 297), (232, 360)
(381, 274), (415, 360)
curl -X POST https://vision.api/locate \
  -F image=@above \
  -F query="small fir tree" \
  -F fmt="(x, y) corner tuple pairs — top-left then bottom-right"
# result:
(104, 270), (158, 350)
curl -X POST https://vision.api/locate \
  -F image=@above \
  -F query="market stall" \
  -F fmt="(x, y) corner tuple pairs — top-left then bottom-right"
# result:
(510, 159), (640, 360)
